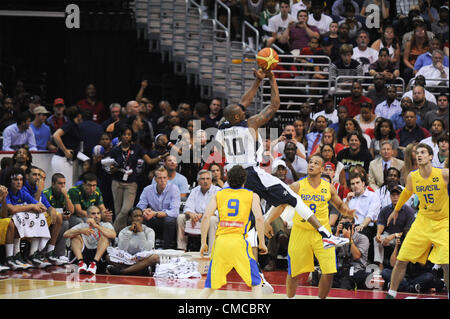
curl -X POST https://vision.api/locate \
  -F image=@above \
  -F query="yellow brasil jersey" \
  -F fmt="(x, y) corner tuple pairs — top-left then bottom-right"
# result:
(411, 167), (448, 220)
(215, 188), (253, 237)
(294, 177), (331, 230)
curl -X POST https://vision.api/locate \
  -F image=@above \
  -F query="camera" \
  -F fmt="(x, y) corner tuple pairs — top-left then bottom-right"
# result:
(285, 133), (292, 140)
(342, 221), (353, 230)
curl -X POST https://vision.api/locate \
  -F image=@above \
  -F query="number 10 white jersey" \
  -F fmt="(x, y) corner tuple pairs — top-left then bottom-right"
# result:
(215, 120), (263, 170)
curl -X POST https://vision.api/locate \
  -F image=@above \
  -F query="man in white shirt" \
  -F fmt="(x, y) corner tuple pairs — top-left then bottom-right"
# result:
(352, 30), (378, 74)
(266, 0), (296, 50)
(308, 2), (333, 35)
(420, 118), (446, 158)
(313, 94), (339, 124)
(176, 170), (220, 253)
(374, 86), (402, 120)
(402, 75), (437, 105)
(290, 0), (309, 21)
(414, 49), (449, 87)
(345, 171), (381, 261)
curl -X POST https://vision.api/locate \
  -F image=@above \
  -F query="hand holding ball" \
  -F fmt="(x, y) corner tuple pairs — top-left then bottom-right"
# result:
(256, 48), (279, 71)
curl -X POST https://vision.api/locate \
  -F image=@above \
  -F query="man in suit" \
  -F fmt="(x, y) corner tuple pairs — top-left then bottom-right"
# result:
(368, 141), (404, 190)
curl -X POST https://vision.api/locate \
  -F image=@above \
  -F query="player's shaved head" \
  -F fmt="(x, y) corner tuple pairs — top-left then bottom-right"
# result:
(310, 154), (325, 166)
(223, 104), (241, 123)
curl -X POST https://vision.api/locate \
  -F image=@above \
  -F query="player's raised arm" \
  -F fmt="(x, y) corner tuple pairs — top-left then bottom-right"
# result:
(239, 68), (267, 108)
(387, 173), (414, 226)
(247, 71), (280, 129)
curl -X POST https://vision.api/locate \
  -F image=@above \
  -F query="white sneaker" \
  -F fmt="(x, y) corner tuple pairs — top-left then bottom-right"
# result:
(77, 260), (88, 274)
(86, 261), (97, 275)
(322, 235), (349, 249)
(260, 272), (274, 294)
(0, 264), (10, 272)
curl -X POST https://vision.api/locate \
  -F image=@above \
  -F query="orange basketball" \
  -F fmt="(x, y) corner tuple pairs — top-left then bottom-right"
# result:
(256, 48), (279, 70)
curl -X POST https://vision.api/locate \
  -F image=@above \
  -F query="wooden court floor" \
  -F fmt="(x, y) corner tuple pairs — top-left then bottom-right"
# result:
(0, 265), (447, 299)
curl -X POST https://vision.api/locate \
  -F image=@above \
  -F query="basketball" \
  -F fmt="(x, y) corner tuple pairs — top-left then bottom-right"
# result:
(256, 48), (279, 70)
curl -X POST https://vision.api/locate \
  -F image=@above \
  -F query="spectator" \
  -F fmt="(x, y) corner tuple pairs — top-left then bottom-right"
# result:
(176, 102), (193, 129)
(368, 141), (405, 190)
(352, 30), (378, 75)
(109, 127), (154, 233)
(2, 111), (37, 151)
(334, 214), (370, 290)
(310, 127), (339, 157)
(420, 118), (446, 157)
(432, 133), (449, 168)
(411, 85), (438, 123)
(101, 103), (122, 132)
(283, 9), (320, 51)
(338, 80), (374, 118)
(0, 97), (17, 132)
(193, 102), (209, 130)
(151, 155), (190, 199)
(68, 173), (111, 228)
(329, 23), (356, 60)
(0, 147), (32, 186)
(43, 173), (75, 259)
(375, 167), (406, 210)
(396, 108), (431, 153)
(64, 205), (116, 275)
(216, 0), (241, 40)
(370, 25), (400, 67)
(242, 0), (264, 33)
(374, 185), (415, 271)
(403, 22), (430, 84)
(259, 0), (279, 45)
(313, 94), (339, 124)
(266, 0), (296, 52)
(298, 101), (314, 132)
(51, 105), (83, 188)
(332, 0), (360, 20)
(368, 48), (400, 80)
(403, 142), (419, 177)
(47, 98), (67, 133)
(306, 115), (328, 156)
(139, 98), (157, 144)
(414, 49), (449, 88)
(422, 93), (449, 131)
(155, 100), (173, 129)
(290, 0), (311, 21)
(374, 86), (402, 120)
(323, 160), (348, 199)
(105, 207), (160, 276)
(413, 37), (449, 75)
(329, 105), (349, 135)
(336, 118), (371, 150)
(329, 45), (363, 86)
(79, 109), (104, 158)
(209, 162), (225, 188)
(272, 124), (307, 159)
(293, 118), (308, 149)
(280, 141), (307, 181)
(365, 73), (388, 107)
(76, 83), (106, 124)
(354, 101), (377, 133)
(176, 170), (220, 252)
(337, 131), (373, 174)
(30, 106), (56, 152)
(107, 100), (141, 136)
(205, 98), (223, 129)
(27, 95), (41, 114)
(390, 96), (423, 131)
(431, 5), (449, 39)
(370, 118), (400, 159)
(308, 1), (333, 36)
(338, 3), (363, 40)
(320, 144), (345, 184)
(345, 170), (380, 262)
(402, 75), (437, 105)
(137, 166), (181, 249)
(270, 158), (292, 184)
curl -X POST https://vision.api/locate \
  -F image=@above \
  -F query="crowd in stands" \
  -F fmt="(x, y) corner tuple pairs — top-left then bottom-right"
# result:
(0, 0), (449, 294)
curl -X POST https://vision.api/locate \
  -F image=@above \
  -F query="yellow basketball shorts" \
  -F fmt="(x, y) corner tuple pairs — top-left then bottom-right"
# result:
(205, 234), (261, 290)
(398, 214), (449, 265)
(0, 218), (11, 245)
(288, 226), (337, 277)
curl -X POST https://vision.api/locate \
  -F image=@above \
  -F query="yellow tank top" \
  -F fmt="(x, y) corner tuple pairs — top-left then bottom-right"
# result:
(411, 167), (449, 220)
(215, 188), (254, 237)
(293, 177), (332, 230)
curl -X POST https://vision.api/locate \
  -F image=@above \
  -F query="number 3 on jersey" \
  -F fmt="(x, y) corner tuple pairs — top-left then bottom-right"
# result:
(227, 199), (240, 216)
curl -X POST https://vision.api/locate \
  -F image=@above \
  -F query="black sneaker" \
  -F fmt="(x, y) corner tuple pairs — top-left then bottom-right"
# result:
(385, 294), (395, 299)
(106, 265), (122, 275)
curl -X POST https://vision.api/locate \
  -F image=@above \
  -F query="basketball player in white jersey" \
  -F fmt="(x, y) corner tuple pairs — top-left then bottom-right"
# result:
(214, 68), (348, 249)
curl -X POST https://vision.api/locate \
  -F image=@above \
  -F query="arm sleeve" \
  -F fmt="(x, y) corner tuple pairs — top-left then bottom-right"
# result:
(183, 190), (197, 214)
(2, 128), (13, 151)
(394, 187), (413, 212)
(164, 186), (181, 218)
(136, 187), (151, 210)
(118, 228), (133, 251)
